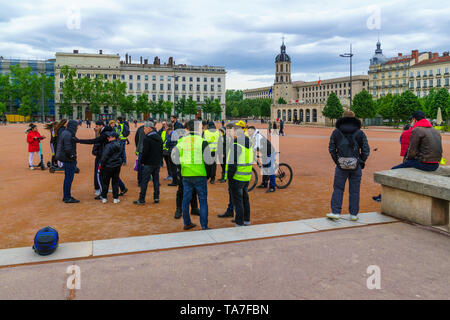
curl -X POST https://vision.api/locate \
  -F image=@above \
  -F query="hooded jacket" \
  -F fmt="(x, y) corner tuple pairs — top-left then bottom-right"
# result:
(134, 125), (145, 154)
(406, 119), (442, 163)
(100, 139), (123, 169)
(328, 117), (370, 168)
(56, 120), (78, 162)
(400, 128), (412, 157)
(76, 125), (113, 158)
(141, 131), (163, 166)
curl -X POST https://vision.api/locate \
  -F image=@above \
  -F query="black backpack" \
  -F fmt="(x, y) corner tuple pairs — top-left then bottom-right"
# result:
(336, 130), (360, 170)
(33, 226), (59, 256)
(121, 123), (130, 137)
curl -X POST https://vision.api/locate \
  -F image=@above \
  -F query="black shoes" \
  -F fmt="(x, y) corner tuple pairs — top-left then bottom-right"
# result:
(63, 197), (80, 203)
(257, 184), (267, 189)
(119, 188), (128, 196)
(266, 188), (276, 193)
(191, 208), (200, 216)
(210, 179), (215, 184)
(218, 211), (234, 218)
(183, 223), (196, 230)
(174, 208), (182, 219)
(133, 200), (145, 205)
(218, 178), (226, 183)
(372, 194), (382, 202)
(168, 183), (178, 187)
(154, 199), (159, 204)
(94, 195), (102, 200)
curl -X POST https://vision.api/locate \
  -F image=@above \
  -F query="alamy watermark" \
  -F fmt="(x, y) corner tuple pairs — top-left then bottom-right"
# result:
(66, 6), (81, 30)
(366, 265), (381, 290)
(66, 265), (81, 290)
(366, 5), (381, 30)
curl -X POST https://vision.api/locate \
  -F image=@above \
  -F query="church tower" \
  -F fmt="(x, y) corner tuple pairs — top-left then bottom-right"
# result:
(273, 39), (294, 103)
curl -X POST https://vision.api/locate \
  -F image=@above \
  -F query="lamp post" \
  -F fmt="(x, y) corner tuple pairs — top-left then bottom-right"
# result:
(172, 71), (178, 118)
(340, 44), (354, 110)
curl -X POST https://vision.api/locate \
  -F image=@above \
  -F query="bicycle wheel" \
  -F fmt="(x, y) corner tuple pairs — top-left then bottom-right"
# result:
(275, 163), (293, 189)
(248, 167), (258, 192)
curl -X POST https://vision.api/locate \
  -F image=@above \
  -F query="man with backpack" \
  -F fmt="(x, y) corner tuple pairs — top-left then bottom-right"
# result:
(116, 116), (130, 165)
(327, 110), (370, 221)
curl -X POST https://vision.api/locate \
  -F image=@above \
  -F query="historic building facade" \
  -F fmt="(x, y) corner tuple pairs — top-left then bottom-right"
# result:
(54, 50), (226, 120)
(243, 42), (368, 125)
(368, 41), (450, 99)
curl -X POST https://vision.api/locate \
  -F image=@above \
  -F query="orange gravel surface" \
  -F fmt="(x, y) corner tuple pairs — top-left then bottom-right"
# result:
(1, 122), (448, 249)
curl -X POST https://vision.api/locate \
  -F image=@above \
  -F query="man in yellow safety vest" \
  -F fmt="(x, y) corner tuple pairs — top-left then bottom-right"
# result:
(202, 121), (221, 184)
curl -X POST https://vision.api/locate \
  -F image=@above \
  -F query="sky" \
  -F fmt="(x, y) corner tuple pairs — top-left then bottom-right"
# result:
(0, 0), (449, 90)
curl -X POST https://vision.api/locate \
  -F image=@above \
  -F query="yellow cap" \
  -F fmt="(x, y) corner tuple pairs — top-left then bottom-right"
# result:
(235, 120), (246, 128)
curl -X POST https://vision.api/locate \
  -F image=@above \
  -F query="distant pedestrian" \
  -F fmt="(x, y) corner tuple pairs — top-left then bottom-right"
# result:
(279, 119), (285, 136)
(327, 110), (370, 221)
(26, 124), (46, 170)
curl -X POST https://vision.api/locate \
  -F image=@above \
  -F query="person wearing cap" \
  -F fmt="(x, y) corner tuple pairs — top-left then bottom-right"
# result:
(26, 124), (46, 170)
(326, 110), (370, 221)
(75, 121), (128, 199)
(133, 121), (163, 205)
(172, 120), (210, 230)
(99, 131), (123, 204)
(372, 111), (442, 202)
(116, 116), (129, 165)
(203, 121), (220, 184)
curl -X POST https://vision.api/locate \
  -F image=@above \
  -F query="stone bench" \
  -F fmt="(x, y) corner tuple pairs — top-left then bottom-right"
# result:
(374, 167), (450, 231)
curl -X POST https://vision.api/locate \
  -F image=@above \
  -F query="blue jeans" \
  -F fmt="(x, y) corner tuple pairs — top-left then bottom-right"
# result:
(261, 154), (276, 189)
(226, 188), (234, 214)
(331, 166), (362, 216)
(392, 159), (439, 171)
(182, 177), (208, 229)
(120, 140), (127, 164)
(63, 161), (77, 200)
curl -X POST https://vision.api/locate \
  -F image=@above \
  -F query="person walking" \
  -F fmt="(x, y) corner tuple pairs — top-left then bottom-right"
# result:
(172, 120), (210, 230)
(133, 121), (163, 205)
(203, 121), (220, 184)
(56, 120), (81, 203)
(279, 119), (285, 136)
(327, 110), (370, 221)
(225, 124), (253, 227)
(273, 121), (278, 135)
(99, 132), (123, 204)
(373, 111), (442, 202)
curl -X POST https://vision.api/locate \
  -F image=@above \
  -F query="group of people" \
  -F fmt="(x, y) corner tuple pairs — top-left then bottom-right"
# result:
(326, 109), (443, 220)
(28, 115), (280, 230)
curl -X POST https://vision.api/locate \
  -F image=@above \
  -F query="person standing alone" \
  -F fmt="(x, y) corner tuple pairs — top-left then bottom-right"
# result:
(326, 110), (370, 221)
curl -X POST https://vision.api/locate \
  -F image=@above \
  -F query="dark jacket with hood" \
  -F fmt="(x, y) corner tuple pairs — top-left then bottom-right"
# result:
(135, 125), (145, 155)
(76, 125), (113, 158)
(141, 130), (163, 166)
(56, 120), (78, 163)
(406, 119), (442, 163)
(100, 139), (123, 169)
(227, 135), (252, 180)
(328, 117), (370, 168)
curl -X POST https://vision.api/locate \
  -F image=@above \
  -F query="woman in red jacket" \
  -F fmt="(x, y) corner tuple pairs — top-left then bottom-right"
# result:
(26, 124), (45, 170)
(400, 123), (411, 162)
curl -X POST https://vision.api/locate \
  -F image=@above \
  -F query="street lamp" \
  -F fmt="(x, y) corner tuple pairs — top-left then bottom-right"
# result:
(172, 72), (179, 117)
(340, 44), (354, 110)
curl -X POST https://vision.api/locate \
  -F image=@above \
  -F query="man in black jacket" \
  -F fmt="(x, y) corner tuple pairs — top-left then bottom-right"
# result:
(327, 110), (370, 221)
(55, 119), (80, 203)
(100, 132), (124, 203)
(134, 121), (163, 205)
(76, 121), (128, 199)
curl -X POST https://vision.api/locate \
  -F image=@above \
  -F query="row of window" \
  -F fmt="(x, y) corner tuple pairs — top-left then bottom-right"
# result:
(301, 82), (365, 91)
(127, 83), (221, 92)
(410, 68), (450, 77)
(59, 72), (223, 83)
(374, 71), (407, 79)
(277, 109), (318, 123)
(410, 78), (450, 88)
(60, 93), (222, 103)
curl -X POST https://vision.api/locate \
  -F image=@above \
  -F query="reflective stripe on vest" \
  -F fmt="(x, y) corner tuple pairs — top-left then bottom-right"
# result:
(118, 123), (127, 140)
(176, 134), (207, 177)
(203, 130), (220, 152)
(224, 142), (254, 182)
(161, 131), (168, 151)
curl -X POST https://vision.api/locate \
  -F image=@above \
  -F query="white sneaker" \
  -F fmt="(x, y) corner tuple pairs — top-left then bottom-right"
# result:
(95, 189), (101, 196)
(29, 166), (34, 170)
(113, 199), (120, 204)
(350, 215), (359, 221)
(326, 213), (341, 220)
(102, 198), (107, 204)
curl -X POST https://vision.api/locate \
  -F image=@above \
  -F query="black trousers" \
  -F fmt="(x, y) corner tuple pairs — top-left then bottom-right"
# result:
(101, 166), (121, 199)
(167, 154), (178, 184)
(176, 172), (198, 210)
(94, 157), (101, 190)
(139, 165), (160, 201)
(206, 151), (217, 180)
(229, 179), (250, 225)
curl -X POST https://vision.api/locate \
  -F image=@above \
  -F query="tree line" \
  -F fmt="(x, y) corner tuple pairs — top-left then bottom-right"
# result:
(0, 65), (54, 117)
(225, 89), (272, 118)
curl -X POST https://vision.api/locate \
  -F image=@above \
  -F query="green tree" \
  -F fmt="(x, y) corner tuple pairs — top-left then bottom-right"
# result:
(260, 98), (272, 118)
(174, 97), (186, 117)
(277, 97), (287, 104)
(430, 88), (449, 121)
(162, 101), (174, 119)
(376, 93), (394, 124)
(352, 89), (376, 127)
(135, 94), (150, 118)
(231, 106), (239, 118)
(401, 90), (422, 119)
(0, 102), (5, 116)
(59, 65), (77, 117)
(322, 92), (344, 125)
(202, 98), (213, 120)
(212, 99), (222, 120)
(184, 96), (198, 119)
(17, 95), (33, 117)
(119, 95), (136, 119)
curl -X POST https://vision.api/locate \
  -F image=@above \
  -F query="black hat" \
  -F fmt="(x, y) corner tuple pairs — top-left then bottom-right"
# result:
(95, 120), (105, 126)
(106, 131), (119, 139)
(412, 111), (426, 121)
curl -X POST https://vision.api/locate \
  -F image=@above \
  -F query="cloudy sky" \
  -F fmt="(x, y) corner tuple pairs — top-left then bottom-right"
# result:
(1, 0), (449, 89)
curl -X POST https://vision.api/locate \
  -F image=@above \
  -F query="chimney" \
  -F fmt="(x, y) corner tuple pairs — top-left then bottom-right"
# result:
(140, 56), (143, 64)
(144, 59), (148, 65)
(433, 52), (439, 60)
(398, 53), (402, 57)
(412, 50), (419, 63)
(443, 51), (449, 57)
(99, 49), (103, 55)
(168, 57), (173, 66)
(73, 49), (79, 54)
(129, 55), (131, 64)
(125, 53), (128, 63)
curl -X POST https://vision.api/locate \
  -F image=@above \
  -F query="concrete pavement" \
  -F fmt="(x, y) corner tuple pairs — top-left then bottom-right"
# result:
(0, 222), (449, 300)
